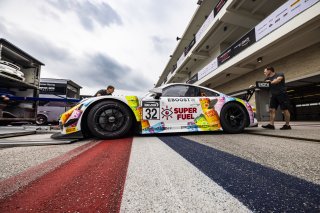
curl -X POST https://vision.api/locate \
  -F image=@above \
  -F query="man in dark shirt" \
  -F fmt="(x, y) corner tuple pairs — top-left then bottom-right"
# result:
(94, 85), (114, 97)
(262, 67), (291, 130)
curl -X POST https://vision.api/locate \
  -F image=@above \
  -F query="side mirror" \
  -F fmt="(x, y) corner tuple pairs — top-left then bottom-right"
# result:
(149, 88), (162, 99)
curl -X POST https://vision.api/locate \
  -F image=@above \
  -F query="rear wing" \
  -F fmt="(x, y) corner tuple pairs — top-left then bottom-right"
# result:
(241, 88), (255, 102)
(241, 81), (270, 101)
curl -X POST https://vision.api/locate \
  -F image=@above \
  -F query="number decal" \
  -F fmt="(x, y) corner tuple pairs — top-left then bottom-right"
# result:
(145, 108), (158, 119)
(142, 101), (160, 120)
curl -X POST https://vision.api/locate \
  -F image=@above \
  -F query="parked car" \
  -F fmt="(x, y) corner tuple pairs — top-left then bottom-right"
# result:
(37, 101), (74, 125)
(0, 60), (25, 81)
(53, 83), (257, 139)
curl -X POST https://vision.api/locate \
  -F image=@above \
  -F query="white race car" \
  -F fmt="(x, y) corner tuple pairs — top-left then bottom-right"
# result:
(54, 83), (257, 139)
(0, 60), (25, 81)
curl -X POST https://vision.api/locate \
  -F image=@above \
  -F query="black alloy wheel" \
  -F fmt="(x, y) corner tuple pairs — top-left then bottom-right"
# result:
(87, 100), (133, 139)
(220, 102), (247, 134)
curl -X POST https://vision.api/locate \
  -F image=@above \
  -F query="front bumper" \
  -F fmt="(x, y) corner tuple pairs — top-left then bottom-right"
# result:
(51, 131), (84, 140)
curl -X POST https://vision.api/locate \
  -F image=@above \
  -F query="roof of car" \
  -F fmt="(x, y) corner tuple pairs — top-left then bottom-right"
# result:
(157, 83), (222, 94)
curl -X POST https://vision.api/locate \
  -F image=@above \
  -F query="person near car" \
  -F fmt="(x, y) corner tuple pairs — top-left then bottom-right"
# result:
(94, 85), (114, 97)
(262, 66), (291, 130)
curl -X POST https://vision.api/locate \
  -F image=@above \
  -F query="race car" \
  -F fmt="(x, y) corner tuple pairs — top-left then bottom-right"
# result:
(0, 60), (25, 81)
(53, 83), (257, 139)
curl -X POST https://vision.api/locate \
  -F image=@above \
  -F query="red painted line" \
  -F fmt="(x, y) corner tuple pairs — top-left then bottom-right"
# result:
(0, 140), (99, 200)
(0, 137), (133, 212)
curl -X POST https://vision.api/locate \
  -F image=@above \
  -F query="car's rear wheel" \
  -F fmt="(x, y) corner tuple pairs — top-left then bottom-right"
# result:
(87, 100), (133, 139)
(220, 102), (247, 134)
(36, 114), (47, 125)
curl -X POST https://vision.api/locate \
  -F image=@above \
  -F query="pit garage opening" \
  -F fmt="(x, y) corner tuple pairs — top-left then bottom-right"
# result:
(286, 74), (320, 121)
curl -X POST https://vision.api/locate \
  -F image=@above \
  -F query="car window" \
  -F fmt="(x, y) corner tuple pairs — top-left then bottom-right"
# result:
(196, 88), (220, 97)
(162, 85), (197, 97)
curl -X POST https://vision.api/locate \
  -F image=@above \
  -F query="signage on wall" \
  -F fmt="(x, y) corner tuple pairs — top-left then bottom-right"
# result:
(255, 0), (319, 41)
(39, 83), (67, 95)
(196, 11), (215, 42)
(198, 58), (218, 80)
(232, 29), (256, 56)
(214, 0), (228, 16)
(184, 38), (196, 56)
(186, 74), (198, 84)
(217, 47), (233, 66)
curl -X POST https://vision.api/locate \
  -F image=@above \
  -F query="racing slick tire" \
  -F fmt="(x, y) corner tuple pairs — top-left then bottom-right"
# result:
(87, 100), (133, 139)
(220, 102), (247, 134)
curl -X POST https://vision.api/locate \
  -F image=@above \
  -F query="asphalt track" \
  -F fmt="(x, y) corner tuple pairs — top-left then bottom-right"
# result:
(0, 138), (132, 212)
(0, 136), (319, 212)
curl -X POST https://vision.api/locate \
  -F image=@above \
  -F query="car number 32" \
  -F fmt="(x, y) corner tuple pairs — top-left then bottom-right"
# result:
(143, 107), (160, 120)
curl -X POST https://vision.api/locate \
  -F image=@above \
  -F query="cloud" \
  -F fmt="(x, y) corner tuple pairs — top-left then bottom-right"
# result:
(0, 16), (151, 93)
(0, 17), (70, 63)
(0, 0), (197, 95)
(151, 36), (172, 54)
(0, 21), (8, 35)
(48, 0), (122, 31)
(74, 53), (151, 91)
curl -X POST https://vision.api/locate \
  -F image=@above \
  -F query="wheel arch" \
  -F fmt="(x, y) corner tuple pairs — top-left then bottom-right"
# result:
(222, 101), (250, 127)
(80, 98), (139, 137)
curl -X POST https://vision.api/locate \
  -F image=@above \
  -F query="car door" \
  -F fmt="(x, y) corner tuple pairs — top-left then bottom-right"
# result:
(157, 85), (201, 132)
(159, 85), (222, 132)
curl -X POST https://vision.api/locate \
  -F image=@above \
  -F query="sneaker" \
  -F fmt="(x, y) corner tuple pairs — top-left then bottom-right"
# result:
(280, 125), (291, 130)
(262, 124), (275, 130)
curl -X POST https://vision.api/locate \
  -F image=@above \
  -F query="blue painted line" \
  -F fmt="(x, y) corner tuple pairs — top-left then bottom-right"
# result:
(158, 136), (320, 212)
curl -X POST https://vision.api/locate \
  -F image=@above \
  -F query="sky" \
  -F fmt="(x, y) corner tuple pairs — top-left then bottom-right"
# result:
(0, 0), (198, 96)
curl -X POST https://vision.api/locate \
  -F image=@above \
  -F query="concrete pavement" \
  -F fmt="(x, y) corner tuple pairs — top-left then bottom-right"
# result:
(0, 125), (75, 147)
(246, 121), (320, 142)
(0, 121), (319, 143)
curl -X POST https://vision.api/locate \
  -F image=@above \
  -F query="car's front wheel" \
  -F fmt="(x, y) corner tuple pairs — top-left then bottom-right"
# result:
(220, 102), (247, 134)
(87, 100), (133, 139)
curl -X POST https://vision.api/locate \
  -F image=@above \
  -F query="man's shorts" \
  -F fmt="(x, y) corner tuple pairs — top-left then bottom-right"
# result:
(270, 93), (290, 110)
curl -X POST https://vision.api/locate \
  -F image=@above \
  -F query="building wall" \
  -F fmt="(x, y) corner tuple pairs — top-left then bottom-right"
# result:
(212, 42), (320, 120)
(215, 42), (320, 95)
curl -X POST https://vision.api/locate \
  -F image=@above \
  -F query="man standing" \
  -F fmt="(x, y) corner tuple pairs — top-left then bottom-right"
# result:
(262, 67), (291, 130)
(94, 85), (115, 97)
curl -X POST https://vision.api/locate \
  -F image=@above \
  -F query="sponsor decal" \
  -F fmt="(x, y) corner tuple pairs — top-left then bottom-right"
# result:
(142, 101), (160, 120)
(142, 101), (160, 107)
(199, 98), (221, 130)
(82, 99), (94, 107)
(174, 107), (197, 120)
(256, 81), (270, 89)
(168, 98), (196, 102)
(161, 106), (173, 120)
(66, 126), (77, 134)
(161, 106), (198, 120)
(142, 122), (165, 134)
(126, 96), (140, 121)
(186, 122), (198, 132)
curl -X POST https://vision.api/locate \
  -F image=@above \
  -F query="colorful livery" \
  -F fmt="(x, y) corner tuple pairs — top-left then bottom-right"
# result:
(55, 83), (257, 139)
